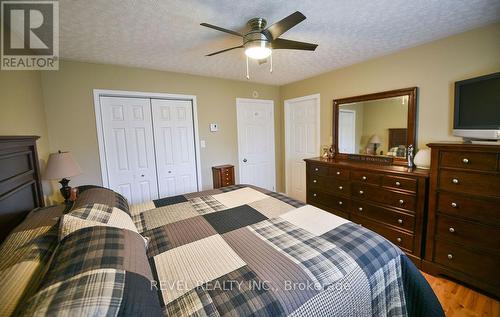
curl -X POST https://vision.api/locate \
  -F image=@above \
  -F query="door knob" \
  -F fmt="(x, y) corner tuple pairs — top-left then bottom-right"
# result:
(141, 174), (145, 177)
(243, 158), (247, 162)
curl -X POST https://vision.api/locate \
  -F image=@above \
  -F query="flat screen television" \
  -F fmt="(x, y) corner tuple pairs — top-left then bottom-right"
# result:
(453, 72), (500, 140)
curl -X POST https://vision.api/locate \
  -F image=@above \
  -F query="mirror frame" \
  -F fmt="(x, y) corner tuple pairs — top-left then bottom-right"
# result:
(332, 87), (417, 165)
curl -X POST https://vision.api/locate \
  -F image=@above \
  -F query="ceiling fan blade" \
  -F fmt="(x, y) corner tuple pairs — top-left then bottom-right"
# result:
(263, 11), (306, 40)
(271, 38), (317, 51)
(206, 45), (244, 56)
(200, 23), (243, 37)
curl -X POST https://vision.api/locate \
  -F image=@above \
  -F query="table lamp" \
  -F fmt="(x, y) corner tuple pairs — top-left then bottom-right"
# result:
(44, 151), (82, 204)
(368, 135), (382, 155)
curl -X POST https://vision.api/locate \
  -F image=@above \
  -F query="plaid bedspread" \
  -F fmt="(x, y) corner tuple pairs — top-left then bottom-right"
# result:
(131, 185), (444, 317)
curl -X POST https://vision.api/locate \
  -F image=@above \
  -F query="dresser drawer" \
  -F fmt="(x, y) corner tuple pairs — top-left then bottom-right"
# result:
(436, 214), (500, 251)
(351, 170), (382, 185)
(330, 167), (350, 180)
(351, 201), (415, 232)
(440, 151), (498, 171)
(308, 175), (351, 196)
(308, 164), (329, 176)
(437, 192), (500, 225)
(433, 240), (499, 283)
(438, 169), (500, 197)
(307, 190), (351, 214)
(382, 175), (417, 192)
(351, 183), (416, 212)
(351, 214), (415, 252)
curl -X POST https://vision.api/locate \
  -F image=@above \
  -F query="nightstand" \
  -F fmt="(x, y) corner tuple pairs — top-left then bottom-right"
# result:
(212, 165), (235, 188)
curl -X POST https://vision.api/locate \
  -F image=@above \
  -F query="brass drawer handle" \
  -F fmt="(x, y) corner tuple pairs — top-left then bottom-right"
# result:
(451, 202), (458, 208)
(313, 179), (317, 183)
(358, 207), (363, 212)
(447, 254), (453, 260)
(399, 199), (404, 205)
(336, 171), (341, 175)
(452, 178), (459, 184)
(449, 227), (455, 233)
(315, 168), (319, 171)
(395, 181), (401, 186)
(359, 190), (364, 195)
(362, 176), (367, 180)
(462, 158), (469, 164)
(397, 219), (403, 224)
(396, 237), (402, 243)
(338, 186), (343, 190)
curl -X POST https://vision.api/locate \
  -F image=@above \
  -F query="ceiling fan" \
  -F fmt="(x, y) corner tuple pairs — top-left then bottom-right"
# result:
(201, 11), (317, 78)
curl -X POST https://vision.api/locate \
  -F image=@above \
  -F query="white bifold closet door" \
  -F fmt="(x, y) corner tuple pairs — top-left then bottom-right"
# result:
(151, 99), (198, 197)
(99, 97), (198, 204)
(100, 97), (159, 204)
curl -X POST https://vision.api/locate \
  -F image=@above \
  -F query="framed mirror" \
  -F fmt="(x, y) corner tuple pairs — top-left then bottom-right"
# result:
(333, 87), (417, 165)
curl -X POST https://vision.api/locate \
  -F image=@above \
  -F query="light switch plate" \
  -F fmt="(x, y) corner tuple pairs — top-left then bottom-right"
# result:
(200, 140), (206, 148)
(209, 123), (218, 132)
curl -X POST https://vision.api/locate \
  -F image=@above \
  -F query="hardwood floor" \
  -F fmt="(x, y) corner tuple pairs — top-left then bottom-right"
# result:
(423, 272), (500, 317)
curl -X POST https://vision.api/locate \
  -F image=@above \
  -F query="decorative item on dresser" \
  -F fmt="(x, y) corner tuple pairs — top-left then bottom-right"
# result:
(305, 158), (429, 267)
(0, 136), (44, 243)
(212, 164), (235, 188)
(424, 143), (500, 298)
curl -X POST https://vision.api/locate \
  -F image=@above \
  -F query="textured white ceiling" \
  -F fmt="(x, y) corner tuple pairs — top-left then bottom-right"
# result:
(60, 0), (500, 85)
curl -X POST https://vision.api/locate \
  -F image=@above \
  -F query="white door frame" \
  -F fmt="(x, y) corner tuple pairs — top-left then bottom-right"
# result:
(284, 94), (321, 195)
(93, 89), (202, 191)
(338, 109), (356, 153)
(236, 98), (276, 190)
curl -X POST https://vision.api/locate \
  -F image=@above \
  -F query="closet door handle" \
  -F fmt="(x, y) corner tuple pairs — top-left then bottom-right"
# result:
(243, 158), (248, 163)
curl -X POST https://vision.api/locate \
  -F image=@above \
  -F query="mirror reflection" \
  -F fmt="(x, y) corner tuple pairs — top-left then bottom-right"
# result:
(338, 96), (408, 157)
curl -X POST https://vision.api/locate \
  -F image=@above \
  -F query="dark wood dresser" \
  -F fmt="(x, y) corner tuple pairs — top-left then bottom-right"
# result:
(424, 143), (500, 298)
(212, 164), (235, 189)
(305, 158), (429, 266)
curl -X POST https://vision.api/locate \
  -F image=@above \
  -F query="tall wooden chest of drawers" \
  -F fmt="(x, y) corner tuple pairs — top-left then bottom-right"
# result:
(304, 158), (429, 266)
(212, 165), (235, 189)
(424, 143), (500, 298)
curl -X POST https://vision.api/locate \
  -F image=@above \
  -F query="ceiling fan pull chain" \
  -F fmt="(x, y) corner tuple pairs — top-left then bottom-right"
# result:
(270, 54), (273, 73)
(246, 56), (250, 80)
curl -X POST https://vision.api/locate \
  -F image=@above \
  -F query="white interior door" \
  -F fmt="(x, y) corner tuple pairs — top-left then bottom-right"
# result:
(338, 110), (356, 153)
(151, 99), (198, 197)
(285, 95), (320, 201)
(236, 98), (275, 191)
(100, 96), (159, 204)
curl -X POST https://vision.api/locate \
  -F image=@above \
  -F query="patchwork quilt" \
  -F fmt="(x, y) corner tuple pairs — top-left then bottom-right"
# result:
(131, 185), (444, 317)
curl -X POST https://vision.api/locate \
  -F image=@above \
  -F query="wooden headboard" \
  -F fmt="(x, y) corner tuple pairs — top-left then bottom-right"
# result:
(0, 136), (44, 242)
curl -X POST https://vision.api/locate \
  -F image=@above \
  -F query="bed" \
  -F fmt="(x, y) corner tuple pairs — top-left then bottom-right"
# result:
(0, 178), (444, 316)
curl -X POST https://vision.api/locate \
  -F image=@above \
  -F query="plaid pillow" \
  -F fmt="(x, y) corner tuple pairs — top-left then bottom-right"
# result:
(0, 205), (65, 316)
(20, 226), (162, 316)
(60, 203), (148, 247)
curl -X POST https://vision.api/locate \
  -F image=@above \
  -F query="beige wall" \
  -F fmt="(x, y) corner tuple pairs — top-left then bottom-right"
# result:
(0, 70), (53, 197)
(280, 23), (500, 158)
(40, 61), (283, 195)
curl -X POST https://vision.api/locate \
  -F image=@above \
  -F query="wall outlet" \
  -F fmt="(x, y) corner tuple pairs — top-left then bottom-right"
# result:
(209, 123), (218, 132)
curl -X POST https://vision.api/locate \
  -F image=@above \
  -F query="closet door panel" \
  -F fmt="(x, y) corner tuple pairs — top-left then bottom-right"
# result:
(152, 99), (198, 197)
(100, 97), (159, 204)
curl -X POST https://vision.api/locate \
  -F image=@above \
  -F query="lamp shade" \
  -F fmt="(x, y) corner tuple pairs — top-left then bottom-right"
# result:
(414, 148), (431, 169)
(44, 151), (82, 180)
(368, 135), (382, 144)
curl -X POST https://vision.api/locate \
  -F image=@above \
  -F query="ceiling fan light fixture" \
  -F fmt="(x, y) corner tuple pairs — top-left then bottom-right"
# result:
(244, 41), (272, 60)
